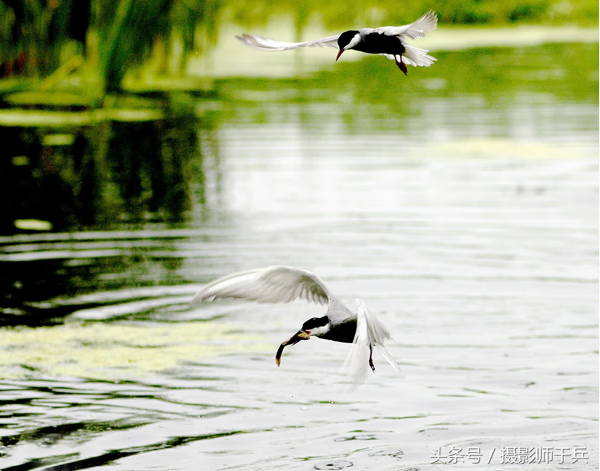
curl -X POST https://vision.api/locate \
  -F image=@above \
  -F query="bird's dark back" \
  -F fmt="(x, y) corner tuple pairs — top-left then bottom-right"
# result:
(355, 33), (405, 56)
(322, 316), (357, 344)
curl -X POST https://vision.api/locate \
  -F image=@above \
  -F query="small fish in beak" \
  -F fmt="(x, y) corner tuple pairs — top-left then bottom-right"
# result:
(275, 330), (310, 366)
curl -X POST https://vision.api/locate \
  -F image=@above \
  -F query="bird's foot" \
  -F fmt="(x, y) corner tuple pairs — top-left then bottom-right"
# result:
(396, 59), (408, 76)
(369, 344), (376, 372)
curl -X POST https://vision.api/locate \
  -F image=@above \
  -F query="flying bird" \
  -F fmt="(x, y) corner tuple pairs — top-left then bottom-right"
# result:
(191, 266), (401, 383)
(236, 10), (437, 75)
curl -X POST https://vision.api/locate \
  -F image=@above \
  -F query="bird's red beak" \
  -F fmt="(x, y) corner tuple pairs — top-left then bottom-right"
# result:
(336, 49), (344, 62)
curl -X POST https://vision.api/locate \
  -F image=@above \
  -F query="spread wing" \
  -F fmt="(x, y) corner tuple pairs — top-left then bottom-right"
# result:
(369, 10), (438, 40)
(236, 33), (340, 51)
(190, 266), (331, 306)
(342, 298), (402, 384)
(237, 11), (436, 54)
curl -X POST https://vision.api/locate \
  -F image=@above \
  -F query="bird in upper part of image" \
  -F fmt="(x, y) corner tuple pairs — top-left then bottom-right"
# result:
(236, 10), (437, 75)
(191, 266), (402, 384)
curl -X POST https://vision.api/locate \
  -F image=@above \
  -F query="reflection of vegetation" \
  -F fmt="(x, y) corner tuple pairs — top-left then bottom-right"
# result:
(330, 43), (599, 108)
(0, 42), (595, 324)
(217, 41), (598, 138)
(0, 106), (211, 234)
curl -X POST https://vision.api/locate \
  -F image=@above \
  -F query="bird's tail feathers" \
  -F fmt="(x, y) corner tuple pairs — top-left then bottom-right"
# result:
(375, 344), (402, 373)
(356, 298), (393, 344)
(356, 298), (402, 374)
(402, 44), (436, 67)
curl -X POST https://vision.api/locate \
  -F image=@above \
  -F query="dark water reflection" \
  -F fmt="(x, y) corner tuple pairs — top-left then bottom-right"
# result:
(0, 110), (209, 234)
(0, 41), (598, 470)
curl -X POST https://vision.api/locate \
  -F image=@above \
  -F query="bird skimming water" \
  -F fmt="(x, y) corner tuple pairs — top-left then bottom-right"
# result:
(191, 266), (402, 383)
(236, 11), (437, 75)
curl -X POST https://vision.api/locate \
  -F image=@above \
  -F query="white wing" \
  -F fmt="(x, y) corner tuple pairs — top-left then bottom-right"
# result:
(370, 10), (438, 40)
(342, 298), (402, 384)
(190, 266), (331, 306)
(236, 33), (340, 52)
(237, 11), (436, 54)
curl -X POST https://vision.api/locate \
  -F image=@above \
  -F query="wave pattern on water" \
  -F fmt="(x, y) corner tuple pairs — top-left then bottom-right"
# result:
(0, 41), (598, 470)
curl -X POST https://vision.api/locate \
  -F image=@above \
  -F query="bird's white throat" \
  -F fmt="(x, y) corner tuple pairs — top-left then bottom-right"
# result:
(307, 324), (330, 338)
(345, 33), (362, 50)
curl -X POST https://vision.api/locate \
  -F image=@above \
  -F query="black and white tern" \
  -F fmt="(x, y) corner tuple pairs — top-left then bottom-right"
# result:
(236, 11), (437, 75)
(191, 266), (402, 383)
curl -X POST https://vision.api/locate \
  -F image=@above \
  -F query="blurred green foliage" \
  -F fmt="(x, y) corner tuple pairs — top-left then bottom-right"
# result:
(0, 0), (221, 94)
(223, 0), (599, 29)
(0, 0), (597, 94)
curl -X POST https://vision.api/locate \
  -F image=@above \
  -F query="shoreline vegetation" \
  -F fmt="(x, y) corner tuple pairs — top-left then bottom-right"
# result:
(0, 0), (598, 97)
(0, 2), (597, 233)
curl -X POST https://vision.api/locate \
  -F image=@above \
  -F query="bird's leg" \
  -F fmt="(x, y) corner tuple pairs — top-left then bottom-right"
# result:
(395, 56), (408, 76)
(369, 344), (375, 372)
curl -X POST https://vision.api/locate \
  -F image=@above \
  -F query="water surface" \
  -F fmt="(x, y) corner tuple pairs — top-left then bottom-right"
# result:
(0, 39), (598, 470)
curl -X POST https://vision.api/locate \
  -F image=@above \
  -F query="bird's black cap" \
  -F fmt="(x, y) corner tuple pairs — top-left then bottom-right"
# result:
(337, 30), (359, 50)
(302, 316), (330, 331)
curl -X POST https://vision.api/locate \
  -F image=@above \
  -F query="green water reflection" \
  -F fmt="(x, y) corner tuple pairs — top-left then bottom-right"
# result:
(0, 40), (597, 326)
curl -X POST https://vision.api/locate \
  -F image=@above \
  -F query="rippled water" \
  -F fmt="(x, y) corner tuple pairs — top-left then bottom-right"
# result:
(0, 39), (598, 470)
